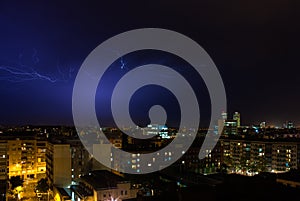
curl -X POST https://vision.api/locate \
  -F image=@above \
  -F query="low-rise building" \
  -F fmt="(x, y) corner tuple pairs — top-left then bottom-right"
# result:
(72, 170), (138, 201)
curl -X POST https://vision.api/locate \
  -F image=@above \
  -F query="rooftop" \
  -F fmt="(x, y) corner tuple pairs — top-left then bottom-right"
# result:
(81, 170), (128, 190)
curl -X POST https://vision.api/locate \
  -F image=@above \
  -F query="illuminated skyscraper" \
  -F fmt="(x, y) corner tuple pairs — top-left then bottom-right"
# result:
(233, 112), (241, 127)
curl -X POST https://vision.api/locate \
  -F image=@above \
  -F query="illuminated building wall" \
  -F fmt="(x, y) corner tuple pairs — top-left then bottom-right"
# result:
(181, 144), (221, 174)
(220, 140), (271, 172)
(36, 141), (47, 179)
(66, 139), (91, 183)
(219, 139), (299, 173)
(7, 138), (46, 179)
(230, 141), (244, 165)
(272, 143), (297, 172)
(95, 143), (181, 174)
(250, 142), (268, 171)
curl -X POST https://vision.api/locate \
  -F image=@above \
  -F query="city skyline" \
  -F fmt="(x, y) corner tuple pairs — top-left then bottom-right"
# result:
(0, 110), (298, 129)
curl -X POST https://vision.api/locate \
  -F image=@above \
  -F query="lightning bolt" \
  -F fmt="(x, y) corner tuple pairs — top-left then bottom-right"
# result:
(120, 56), (126, 70)
(0, 49), (75, 83)
(104, 48), (128, 70)
(0, 65), (57, 83)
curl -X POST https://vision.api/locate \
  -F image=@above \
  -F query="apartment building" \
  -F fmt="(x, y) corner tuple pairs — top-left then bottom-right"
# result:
(219, 138), (299, 173)
(7, 137), (47, 179)
(46, 142), (71, 188)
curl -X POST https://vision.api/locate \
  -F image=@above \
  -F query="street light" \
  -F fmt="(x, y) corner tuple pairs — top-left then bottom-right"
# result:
(106, 196), (120, 201)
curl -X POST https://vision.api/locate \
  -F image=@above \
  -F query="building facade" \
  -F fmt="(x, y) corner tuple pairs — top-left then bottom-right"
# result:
(7, 137), (47, 179)
(46, 143), (71, 188)
(0, 140), (7, 181)
(219, 138), (299, 174)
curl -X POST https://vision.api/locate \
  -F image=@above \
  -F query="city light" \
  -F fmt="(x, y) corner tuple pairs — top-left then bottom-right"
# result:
(106, 196), (120, 201)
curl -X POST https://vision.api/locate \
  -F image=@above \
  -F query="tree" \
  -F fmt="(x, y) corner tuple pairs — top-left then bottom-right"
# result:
(9, 176), (23, 190)
(36, 178), (49, 193)
(220, 163), (229, 174)
(8, 176), (24, 200)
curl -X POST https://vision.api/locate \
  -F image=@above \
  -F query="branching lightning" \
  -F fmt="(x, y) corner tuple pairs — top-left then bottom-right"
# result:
(105, 49), (127, 70)
(0, 65), (58, 83)
(120, 56), (126, 70)
(0, 49), (75, 83)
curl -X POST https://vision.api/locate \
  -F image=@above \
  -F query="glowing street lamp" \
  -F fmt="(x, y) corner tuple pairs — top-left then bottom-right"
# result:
(106, 196), (120, 201)
(15, 186), (23, 200)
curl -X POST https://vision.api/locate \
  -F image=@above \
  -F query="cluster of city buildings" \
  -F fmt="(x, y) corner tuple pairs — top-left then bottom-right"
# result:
(0, 114), (300, 200)
(0, 128), (138, 201)
(179, 112), (300, 177)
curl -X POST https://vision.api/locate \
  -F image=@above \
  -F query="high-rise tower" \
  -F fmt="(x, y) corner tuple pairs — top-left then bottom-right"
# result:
(233, 112), (241, 127)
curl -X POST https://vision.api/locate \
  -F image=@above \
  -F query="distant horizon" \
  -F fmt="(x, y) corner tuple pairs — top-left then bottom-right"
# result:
(1, 119), (300, 129)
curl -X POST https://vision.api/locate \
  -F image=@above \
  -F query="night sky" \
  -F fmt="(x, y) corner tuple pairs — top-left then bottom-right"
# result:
(0, 1), (299, 127)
